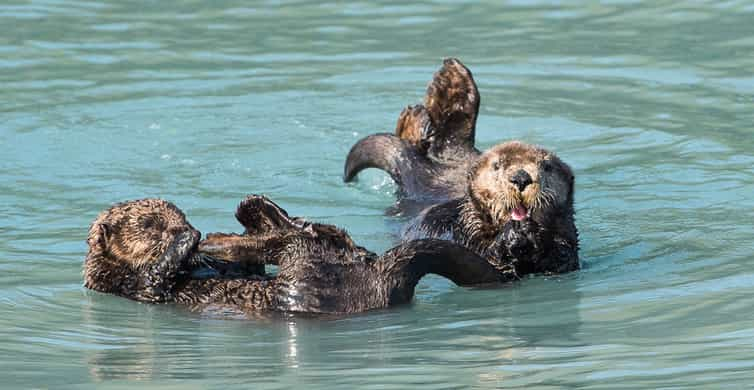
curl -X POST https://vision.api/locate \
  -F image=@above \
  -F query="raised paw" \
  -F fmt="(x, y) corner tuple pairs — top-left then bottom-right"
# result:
(235, 194), (296, 234)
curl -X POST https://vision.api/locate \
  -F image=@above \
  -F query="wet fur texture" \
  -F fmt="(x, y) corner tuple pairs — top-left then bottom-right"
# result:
(83, 199), (204, 303)
(83, 196), (503, 314)
(344, 58), (481, 203)
(404, 141), (579, 278)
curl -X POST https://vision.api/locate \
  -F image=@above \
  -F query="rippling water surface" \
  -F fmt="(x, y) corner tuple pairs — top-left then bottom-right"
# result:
(2, 1), (754, 388)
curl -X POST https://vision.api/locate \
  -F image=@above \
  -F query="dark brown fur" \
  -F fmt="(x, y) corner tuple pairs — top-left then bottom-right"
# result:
(83, 199), (204, 303)
(404, 141), (579, 278)
(344, 58), (481, 203)
(84, 196), (504, 314)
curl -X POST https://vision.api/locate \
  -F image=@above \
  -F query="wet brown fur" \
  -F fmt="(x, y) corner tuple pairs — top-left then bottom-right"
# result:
(406, 141), (579, 277)
(84, 196), (503, 314)
(83, 199), (203, 302)
(344, 58), (481, 203)
(394, 104), (432, 149)
(87, 199), (192, 268)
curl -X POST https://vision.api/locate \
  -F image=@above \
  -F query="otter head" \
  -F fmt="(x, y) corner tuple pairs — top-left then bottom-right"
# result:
(469, 141), (574, 227)
(88, 199), (199, 268)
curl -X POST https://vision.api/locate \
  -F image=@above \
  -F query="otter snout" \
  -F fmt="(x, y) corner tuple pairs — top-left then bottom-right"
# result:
(509, 169), (532, 192)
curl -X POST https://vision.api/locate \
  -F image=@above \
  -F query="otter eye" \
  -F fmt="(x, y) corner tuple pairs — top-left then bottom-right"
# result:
(492, 161), (501, 170)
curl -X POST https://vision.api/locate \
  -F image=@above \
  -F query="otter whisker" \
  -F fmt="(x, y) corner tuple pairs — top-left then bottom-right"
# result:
(539, 189), (553, 208)
(491, 191), (518, 222)
(404, 139), (579, 281)
(536, 193), (547, 211)
(543, 188), (557, 208)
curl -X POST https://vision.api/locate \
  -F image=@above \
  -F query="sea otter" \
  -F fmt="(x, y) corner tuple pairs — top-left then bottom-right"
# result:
(404, 141), (579, 278)
(83, 196), (504, 314)
(343, 58), (482, 202)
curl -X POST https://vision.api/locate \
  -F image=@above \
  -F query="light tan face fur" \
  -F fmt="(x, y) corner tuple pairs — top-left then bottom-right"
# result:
(470, 141), (572, 225)
(89, 199), (195, 267)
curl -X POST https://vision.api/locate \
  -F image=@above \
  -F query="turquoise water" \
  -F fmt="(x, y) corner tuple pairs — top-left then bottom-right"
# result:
(2, 1), (754, 388)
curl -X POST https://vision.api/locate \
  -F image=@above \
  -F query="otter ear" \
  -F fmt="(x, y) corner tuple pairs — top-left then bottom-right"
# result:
(423, 58), (480, 144)
(235, 195), (298, 235)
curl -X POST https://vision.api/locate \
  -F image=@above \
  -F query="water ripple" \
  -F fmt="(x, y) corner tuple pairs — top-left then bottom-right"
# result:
(2, 0), (754, 388)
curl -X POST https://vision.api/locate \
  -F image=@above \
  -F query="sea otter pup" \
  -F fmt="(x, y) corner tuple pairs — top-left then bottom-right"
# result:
(83, 196), (504, 314)
(343, 58), (482, 202)
(404, 141), (579, 278)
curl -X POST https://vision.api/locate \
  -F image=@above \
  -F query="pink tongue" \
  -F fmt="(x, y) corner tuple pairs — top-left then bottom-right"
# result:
(511, 205), (528, 221)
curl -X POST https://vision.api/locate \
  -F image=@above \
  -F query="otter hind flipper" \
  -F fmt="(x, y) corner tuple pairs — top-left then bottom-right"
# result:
(235, 194), (298, 234)
(424, 58), (480, 145)
(196, 195), (297, 266)
(395, 105), (433, 151)
(343, 133), (412, 184)
(197, 232), (278, 267)
(197, 195), (312, 269)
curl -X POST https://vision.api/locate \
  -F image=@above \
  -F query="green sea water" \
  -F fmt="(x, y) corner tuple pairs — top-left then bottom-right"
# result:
(2, 1), (754, 388)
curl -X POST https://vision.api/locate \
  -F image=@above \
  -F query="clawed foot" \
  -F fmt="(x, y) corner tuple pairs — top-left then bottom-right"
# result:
(424, 58), (479, 141)
(235, 194), (299, 235)
(395, 105), (433, 152)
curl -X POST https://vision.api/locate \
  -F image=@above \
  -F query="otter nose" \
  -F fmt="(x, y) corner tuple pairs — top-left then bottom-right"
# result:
(510, 169), (532, 191)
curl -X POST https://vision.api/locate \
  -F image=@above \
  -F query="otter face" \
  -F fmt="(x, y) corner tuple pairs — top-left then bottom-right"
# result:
(89, 199), (198, 268)
(470, 141), (573, 226)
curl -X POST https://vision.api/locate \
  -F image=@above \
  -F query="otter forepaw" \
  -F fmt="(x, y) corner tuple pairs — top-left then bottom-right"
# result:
(140, 229), (200, 302)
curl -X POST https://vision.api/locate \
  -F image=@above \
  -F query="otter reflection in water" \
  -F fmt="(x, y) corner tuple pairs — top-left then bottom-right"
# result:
(344, 58), (482, 203)
(83, 195), (503, 314)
